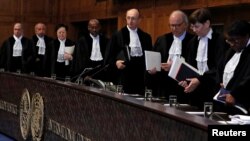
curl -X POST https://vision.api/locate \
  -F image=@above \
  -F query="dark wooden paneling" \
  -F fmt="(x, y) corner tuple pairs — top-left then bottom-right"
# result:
(0, 0), (18, 15)
(0, 0), (250, 45)
(0, 72), (218, 141)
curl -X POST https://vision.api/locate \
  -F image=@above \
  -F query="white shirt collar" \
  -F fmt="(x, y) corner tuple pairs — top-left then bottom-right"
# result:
(198, 28), (213, 40)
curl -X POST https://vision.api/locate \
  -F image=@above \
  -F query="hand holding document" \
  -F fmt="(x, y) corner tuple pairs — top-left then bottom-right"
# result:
(64, 45), (75, 65)
(213, 88), (248, 114)
(144, 50), (161, 71)
(64, 45), (75, 54)
(168, 57), (201, 82)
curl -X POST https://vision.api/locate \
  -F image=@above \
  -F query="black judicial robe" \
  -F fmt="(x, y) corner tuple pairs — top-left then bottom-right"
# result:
(0, 36), (34, 73)
(149, 32), (194, 101)
(72, 34), (109, 80)
(50, 39), (75, 80)
(185, 31), (228, 109)
(31, 35), (53, 77)
(104, 26), (152, 95)
(216, 44), (250, 115)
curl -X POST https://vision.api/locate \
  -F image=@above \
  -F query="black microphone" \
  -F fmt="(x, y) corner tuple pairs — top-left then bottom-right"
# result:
(89, 64), (109, 78)
(72, 65), (102, 82)
(83, 64), (110, 88)
(83, 76), (106, 89)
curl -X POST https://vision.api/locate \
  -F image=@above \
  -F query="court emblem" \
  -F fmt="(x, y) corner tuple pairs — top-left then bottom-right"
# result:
(30, 93), (44, 141)
(19, 88), (31, 140)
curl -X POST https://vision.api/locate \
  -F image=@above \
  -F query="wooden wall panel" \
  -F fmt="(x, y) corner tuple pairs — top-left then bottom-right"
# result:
(207, 0), (241, 7)
(0, 23), (13, 45)
(0, 0), (18, 15)
(0, 0), (250, 45)
(22, 0), (50, 15)
(180, 0), (206, 10)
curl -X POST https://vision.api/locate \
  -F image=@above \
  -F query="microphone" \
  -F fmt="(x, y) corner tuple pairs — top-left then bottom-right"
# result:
(84, 76), (106, 89)
(209, 112), (229, 124)
(71, 65), (102, 82)
(83, 64), (110, 88)
(89, 64), (109, 78)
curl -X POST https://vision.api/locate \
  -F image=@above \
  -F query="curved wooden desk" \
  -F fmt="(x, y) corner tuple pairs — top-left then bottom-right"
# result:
(0, 72), (219, 141)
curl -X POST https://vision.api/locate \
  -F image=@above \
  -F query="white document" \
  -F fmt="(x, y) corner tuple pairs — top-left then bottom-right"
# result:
(64, 45), (75, 54)
(144, 50), (161, 71)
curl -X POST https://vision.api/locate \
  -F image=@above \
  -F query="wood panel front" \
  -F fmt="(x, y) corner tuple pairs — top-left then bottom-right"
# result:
(0, 72), (219, 141)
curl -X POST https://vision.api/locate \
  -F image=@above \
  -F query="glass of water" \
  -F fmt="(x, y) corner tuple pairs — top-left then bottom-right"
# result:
(169, 95), (178, 107)
(65, 76), (71, 83)
(204, 102), (213, 118)
(116, 85), (123, 95)
(51, 73), (56, 80)
(144, 89), (152, 101)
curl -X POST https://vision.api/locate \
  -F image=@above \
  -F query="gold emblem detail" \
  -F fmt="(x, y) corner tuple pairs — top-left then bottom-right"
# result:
(31, 93), (44, 141)
(19, 88), (31, 140)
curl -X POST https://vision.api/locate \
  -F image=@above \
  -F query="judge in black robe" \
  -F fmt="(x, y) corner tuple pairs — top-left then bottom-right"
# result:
(73, 19), (109, 81)
(50, 24), (75, 81)
(148, 10), (194, 103)
(31, 23), (53, 77)
(179, 8), (228, 109)
(0, 23), (34, 73)
(214, 20), (250, 115)
(151, 32), (194, 100)
(104, 9), (152, 95)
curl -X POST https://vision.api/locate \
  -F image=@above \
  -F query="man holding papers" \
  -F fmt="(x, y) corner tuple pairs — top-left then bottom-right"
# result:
(178, 8), (228, 109)
(214, 20), (250, 115)
(50, 24), (75, 81)
(147, 10), (193, 102)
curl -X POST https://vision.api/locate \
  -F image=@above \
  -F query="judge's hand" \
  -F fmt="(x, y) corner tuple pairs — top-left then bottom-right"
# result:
(148, 67), (157, 74)
(64, 53), (73, 60)
(180, 78), (200, 93)
(225, 94), (235, 105)
(116, 60), (126, 70)
(161, 60), (172, 71)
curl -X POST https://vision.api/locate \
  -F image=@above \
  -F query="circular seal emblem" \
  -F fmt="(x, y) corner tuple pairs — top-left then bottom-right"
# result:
(19, 88), (31, 140)
(30, 93), (44, 141)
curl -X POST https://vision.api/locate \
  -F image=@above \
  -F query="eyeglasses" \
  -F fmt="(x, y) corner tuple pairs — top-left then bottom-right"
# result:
(225, 37), (244, 45)
(169, 22), (184, 28)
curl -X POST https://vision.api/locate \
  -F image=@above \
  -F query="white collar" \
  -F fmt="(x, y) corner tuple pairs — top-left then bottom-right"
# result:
(198, 28), (213, 40)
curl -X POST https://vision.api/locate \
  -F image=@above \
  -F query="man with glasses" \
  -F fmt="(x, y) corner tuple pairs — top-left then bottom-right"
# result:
(104, 8), (152, 95)
(146, 10), (193, 102)
(214, 20), (250, 115)
(178, 8), (228, 109)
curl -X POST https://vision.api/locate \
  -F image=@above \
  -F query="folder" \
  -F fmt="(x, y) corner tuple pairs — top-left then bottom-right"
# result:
(144, 50), (161, 71)
(213, 88), (248, 114)
(168, 57), (201, 82)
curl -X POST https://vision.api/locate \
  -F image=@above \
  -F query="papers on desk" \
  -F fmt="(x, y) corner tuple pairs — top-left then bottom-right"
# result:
(144, 51), (161, 71)
(229, 115), (250, 125)
(164, 103), (189, 107)
(185, 111), (204, 115)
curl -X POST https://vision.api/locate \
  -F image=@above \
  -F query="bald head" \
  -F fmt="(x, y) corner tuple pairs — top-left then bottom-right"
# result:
(88, 19), (101, 37)
(13, 23), (23, 38)
(126, 8), (141, 30)
(35, 22), (46, 37)
(169, 10), (188, 37)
